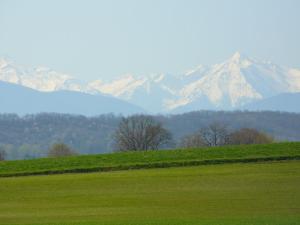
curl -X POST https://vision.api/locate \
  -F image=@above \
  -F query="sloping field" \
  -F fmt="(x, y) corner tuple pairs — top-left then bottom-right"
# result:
(0, 161), (299, 225)
(0, 142), (300, 177)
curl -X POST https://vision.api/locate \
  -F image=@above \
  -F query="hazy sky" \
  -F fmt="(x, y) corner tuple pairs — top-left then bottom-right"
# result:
(0, 0), (299, 81)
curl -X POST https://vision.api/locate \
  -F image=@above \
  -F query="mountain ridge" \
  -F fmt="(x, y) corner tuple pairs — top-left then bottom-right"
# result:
(243, 92), (300, 112)
(1, 52), (300, 113)
(0, 80), (145, 115)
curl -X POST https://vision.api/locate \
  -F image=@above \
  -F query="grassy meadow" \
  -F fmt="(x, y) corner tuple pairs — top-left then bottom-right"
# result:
(1, 142), (300, 177)
(0, 161), (299, 225)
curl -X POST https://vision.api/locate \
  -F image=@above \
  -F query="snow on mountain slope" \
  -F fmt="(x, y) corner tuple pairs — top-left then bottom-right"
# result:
(1, 53), (300, 113)
(0, 59), (72, 91)
(94, 52), (300, 112)
(287, 68), (300, 91)
(88, 74), (147, 99)
(88, 74), (178, 112)
(0, 58), (86, 92)
(168, 53), (262, 110)
(168, 53), (300, 112)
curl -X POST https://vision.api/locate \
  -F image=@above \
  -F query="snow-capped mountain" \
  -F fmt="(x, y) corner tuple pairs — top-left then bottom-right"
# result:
(0, 58), (88, 92)
(87, 74), (180, 112)
(168, 52), (300, 112)
(1, 52), (300, 113)
(87, 52), (300, 112)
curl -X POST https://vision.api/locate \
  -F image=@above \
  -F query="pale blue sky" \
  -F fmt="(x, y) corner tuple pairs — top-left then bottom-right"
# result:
(0, 0), (299, 80)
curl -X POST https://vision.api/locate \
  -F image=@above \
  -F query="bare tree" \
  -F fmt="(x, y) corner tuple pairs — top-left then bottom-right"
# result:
(0, 148), (6, 161)
(47, 143), (76, 158)
(228, 128), (274, 145)
(198, 122), (229, 146)
(180, 133), (207, 148)
(114, 115), (172, 151)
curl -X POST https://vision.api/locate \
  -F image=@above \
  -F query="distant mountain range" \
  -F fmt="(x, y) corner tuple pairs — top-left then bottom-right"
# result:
(0, 81), (144, 115)
(243, 92), (300, 112)
(1, 52), (300, 114)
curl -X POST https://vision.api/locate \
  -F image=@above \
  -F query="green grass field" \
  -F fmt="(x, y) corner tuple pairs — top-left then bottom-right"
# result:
(1, 142), (300, 177)
(0, 161), (299, 225)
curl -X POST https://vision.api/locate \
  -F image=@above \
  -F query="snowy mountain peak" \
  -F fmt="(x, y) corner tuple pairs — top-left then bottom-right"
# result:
(225, 52), (254, 69)
(0, 57), (84, 93)
(1, 53), (300, 113)
(0, 58), (9, 69)
(185, 65), (205, 76)
(230, 51), (245, 61)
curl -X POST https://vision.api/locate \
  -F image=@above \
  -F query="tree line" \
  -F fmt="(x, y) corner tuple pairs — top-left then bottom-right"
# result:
(20, 115), (273, 159)
(113, 115), (273, 152)
(1, 110), (300, 160)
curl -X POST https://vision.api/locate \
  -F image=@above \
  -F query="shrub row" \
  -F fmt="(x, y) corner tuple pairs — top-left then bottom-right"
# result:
(1, 154), (299, 178)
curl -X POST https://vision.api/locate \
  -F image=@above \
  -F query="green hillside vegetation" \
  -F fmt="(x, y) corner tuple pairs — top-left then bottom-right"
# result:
(1, 142), (300, 177)
(0, 161), (299, 225)
(2, 111), (300, 160)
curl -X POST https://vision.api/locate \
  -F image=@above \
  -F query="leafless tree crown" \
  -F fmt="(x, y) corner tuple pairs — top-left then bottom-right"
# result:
(114, 115), (171, 151)
(180, 133), (207, 148)
(0, 148), (6, 161)
(47, 143), (76, 157)
(228, 128), (273, 145)
(198, 122), (229, 146)
(180, 123), (274, 149)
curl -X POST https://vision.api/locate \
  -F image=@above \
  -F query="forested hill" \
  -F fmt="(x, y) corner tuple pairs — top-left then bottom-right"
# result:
(1, 111), (300, 160)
